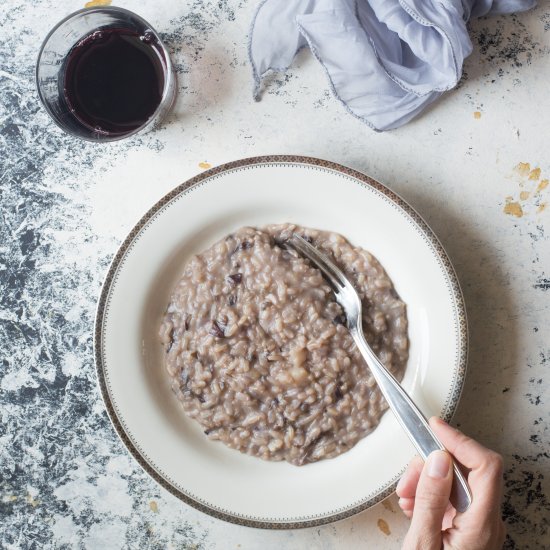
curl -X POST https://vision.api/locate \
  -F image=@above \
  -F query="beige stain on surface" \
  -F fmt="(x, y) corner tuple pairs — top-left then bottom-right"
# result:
(198, 162), (212, 170)
(504, 198), (524, 218)
(377, 518), (391, 536)
(505, 163), (548, 218)
(149, 500), (158, 513)
(3, 495), (17, 503)
(515, 162), (531, 176)
(382, 498), (395, 512)
(528, 167), (541, 180)
(473, 111), (481, 119)
(85, 0), (112, 7)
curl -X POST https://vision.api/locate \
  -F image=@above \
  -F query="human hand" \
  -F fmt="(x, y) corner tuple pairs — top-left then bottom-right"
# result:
(396, 417), (506, 550)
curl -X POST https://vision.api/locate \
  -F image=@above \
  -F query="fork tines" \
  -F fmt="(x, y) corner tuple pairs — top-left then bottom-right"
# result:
(287, 234), (345, 292)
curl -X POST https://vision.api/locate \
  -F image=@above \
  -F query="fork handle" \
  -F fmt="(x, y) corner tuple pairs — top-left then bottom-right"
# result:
(352, 330), (472, 513)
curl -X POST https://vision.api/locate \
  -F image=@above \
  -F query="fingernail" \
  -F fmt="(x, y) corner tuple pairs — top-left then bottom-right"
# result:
(427, 450), (451, 479)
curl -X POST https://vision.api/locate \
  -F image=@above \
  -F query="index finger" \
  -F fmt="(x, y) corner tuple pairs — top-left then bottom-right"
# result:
(429, 417), (502, 472)
(429, 417), (504, 510)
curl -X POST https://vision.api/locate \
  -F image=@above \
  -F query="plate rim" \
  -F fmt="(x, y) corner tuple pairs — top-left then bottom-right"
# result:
(94, 154), (468, 529)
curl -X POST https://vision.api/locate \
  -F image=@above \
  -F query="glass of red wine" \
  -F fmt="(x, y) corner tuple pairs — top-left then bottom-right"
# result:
(36, 7), (176, 142)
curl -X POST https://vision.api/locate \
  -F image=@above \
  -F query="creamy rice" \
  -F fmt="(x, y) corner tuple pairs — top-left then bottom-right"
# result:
(159, 224), (408, 465)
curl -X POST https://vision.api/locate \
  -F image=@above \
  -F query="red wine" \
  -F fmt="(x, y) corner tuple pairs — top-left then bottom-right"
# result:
(63, 29), (165, 136)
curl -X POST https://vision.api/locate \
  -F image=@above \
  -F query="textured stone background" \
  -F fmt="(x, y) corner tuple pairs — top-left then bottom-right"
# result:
(1, 1), (548, 548)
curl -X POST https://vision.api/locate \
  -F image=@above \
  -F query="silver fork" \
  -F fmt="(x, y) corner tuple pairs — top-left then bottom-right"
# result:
(286, 234), (472, 513)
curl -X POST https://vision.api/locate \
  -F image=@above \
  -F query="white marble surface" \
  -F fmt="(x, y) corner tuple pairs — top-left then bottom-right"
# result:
(1, 1), (549, 548)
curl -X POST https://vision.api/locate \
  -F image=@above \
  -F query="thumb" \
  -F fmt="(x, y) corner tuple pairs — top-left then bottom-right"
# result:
(404, 450), (453, 550)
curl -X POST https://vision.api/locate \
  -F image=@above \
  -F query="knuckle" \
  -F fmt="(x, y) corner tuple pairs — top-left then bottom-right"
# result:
(452, 432), (475, 455)
(399, 497), (414, 510)
(484, 451), (504, 475)
(414, 490), (448, 513)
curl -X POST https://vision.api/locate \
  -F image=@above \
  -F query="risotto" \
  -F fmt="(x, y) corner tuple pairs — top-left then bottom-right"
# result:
(159, 224), (408, 465)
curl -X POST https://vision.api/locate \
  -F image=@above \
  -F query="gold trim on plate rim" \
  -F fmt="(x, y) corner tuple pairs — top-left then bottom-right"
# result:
(94, 155), (468, 529)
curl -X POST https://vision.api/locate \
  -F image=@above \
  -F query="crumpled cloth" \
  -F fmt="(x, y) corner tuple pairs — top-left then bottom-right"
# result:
(249, 0), (536, 130)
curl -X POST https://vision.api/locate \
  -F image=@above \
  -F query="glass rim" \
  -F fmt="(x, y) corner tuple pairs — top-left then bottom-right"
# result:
(35, 5), (176, 143)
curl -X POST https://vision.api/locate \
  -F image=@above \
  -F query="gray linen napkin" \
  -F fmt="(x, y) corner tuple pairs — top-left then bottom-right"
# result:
(249, 0), (536, 130)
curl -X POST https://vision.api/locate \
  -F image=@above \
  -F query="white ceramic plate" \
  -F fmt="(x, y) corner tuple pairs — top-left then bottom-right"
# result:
(95, 156), (467, 529)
